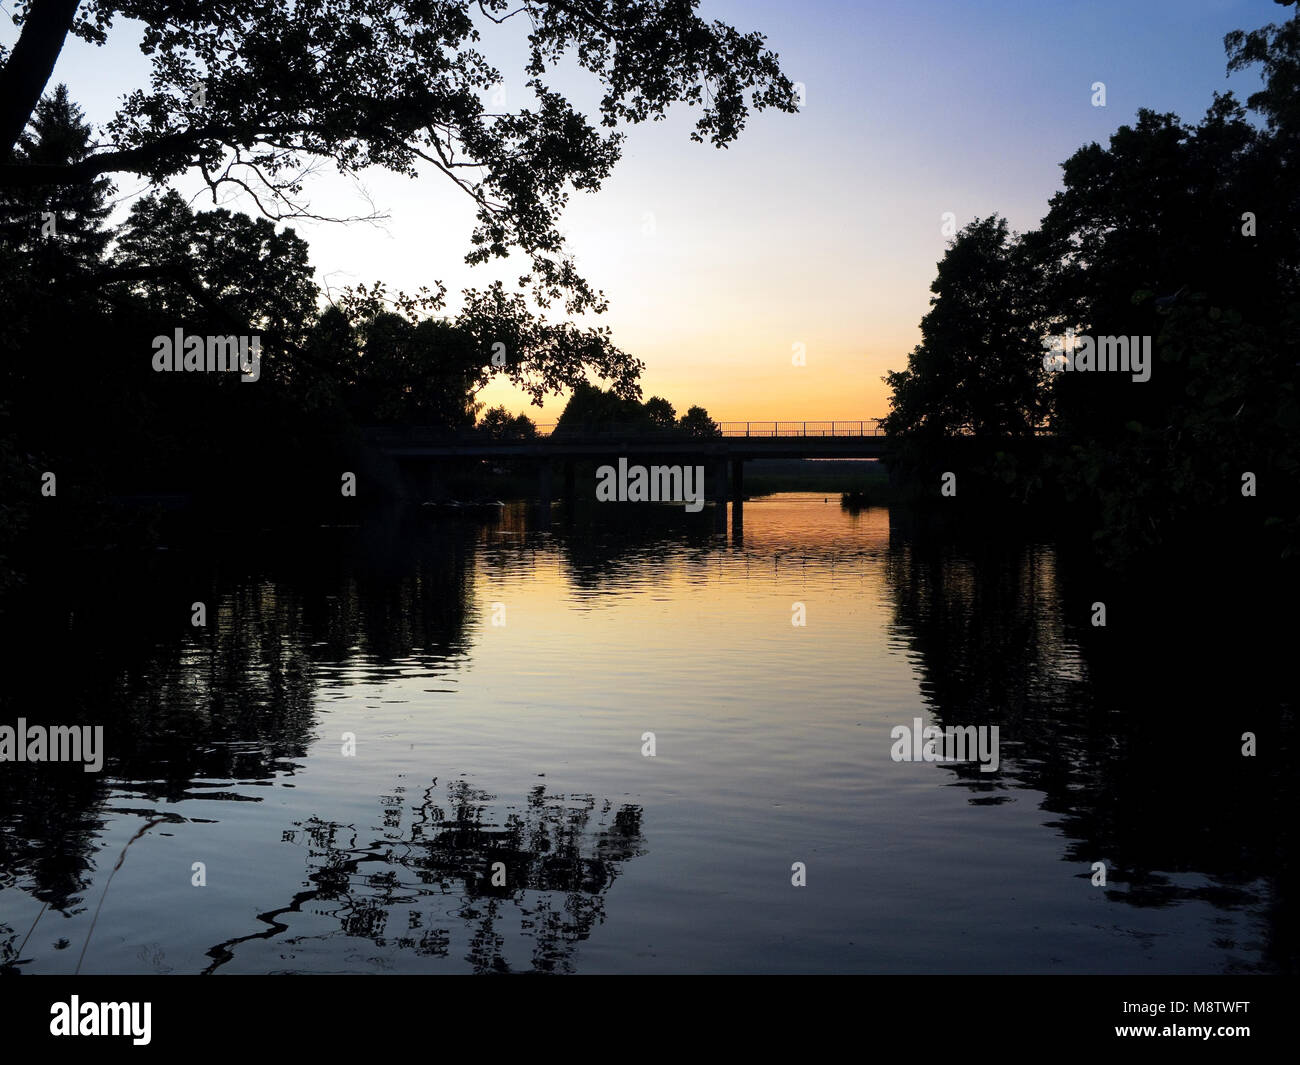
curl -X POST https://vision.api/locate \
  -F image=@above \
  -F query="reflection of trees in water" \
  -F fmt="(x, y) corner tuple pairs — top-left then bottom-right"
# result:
(304, 508), (479, 669)
(555, 504), (720, 595)
(880, 511), (1297, 971)
(468, 503), (724, 603)
(203, 780), (646, 974)
(0, 508), (481, 919)
(0, 921), (22, 973)
(0, 761), (105, 917)
(527, 497), (891, 596)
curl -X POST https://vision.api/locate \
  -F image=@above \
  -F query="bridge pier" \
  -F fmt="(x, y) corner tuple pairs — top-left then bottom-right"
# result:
(712, 459), (728, 533)
(538, 461), (552, 530)
(563, 460), (576, 503)
(731, 458), (744, 537)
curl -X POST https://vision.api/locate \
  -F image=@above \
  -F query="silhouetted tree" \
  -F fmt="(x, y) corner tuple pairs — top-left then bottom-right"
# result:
(111, 190), (319, 383)
(554, 381), (646, 433)
(677, 404), (721, 438)
(0, 0), (797, 319)
(643, 396), (677, 430)
(478, 405), (537, 440)
(882, 3), (1300, 559)
(344, 311), (482, 426)
(883, 215), (1044, 443)
(0, 83), (112, 279)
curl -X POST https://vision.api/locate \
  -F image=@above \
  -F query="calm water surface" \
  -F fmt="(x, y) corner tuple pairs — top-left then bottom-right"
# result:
(0, 495), (1291, 973)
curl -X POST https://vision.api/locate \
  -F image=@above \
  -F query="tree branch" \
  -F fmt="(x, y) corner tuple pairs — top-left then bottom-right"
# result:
(0, 127), (215, 187)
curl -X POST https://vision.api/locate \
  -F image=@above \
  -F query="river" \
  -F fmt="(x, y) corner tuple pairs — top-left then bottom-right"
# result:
(0, 495), (1291, 973)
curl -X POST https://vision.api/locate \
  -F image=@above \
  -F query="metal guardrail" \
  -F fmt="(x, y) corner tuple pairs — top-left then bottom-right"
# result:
(529, 420), (886, 438)
(715, 421), (885, 437)
(363, 423), (1062, 449)
(364, 420), (887, 444)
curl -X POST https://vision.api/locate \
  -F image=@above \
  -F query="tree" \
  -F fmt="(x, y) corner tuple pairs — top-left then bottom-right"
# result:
(109, 189), (321, 385)
(677, 405), (720, 438)
(1026, 89), (1298, 556)
(0, 4), (798, 419)
(1226, 0), (1300, 145)
(1027, 99), (1273, 440)
(345, 311), (482, 426)
(0, 83), (112, 267)
(883, 215), (1044, 442)
(643, 396), (677, 430)
(454, 281), (640, 405)
(880, 2), (1300, 559)
(0, 83), (113, 426)
(553, 380), (645, 433)
(0, 0), (797, 317)
(478, 405), (537, 440)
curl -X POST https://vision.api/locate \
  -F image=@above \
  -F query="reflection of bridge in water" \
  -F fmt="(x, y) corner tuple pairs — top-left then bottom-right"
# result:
(364, 420), (889, 530)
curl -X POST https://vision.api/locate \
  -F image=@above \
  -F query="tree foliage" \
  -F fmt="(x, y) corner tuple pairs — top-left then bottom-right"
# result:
(553, 381), (715, 437)
(883, 215), (1045, 443)
(0, 0), (797, 313)
(883, 6), (1300, 560)
(677, 404), (720, 438)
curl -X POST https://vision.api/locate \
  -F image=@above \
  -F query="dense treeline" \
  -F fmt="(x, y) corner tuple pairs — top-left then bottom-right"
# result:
(884, 2), (1300, 563)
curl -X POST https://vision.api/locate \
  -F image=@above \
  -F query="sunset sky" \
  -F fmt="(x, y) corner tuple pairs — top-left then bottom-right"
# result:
(10, 0), (1280, 422)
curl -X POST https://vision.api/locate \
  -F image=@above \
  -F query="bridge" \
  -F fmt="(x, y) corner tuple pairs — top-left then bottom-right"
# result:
(362, 419), (888, 530)
(366, 420), (887, 457)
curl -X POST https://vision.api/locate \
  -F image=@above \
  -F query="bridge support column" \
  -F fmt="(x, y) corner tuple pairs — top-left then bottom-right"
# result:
(538, 461), (552, 531)
(731, 458), (744, 536)
(712, 459), (728, 533)
(564, 460), (576, 503)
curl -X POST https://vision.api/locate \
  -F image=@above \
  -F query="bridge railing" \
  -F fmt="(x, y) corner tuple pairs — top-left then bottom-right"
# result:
(715, 420), (885, 437)
(362, 419), (887, 444)
(532, 420), (886, 438)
